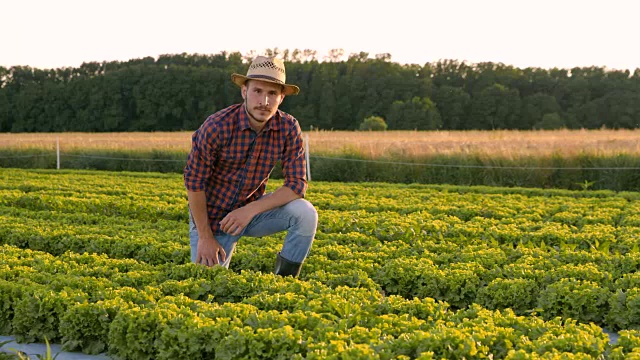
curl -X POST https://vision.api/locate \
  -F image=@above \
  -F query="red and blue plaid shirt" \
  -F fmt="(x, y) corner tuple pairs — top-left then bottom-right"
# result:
(184, 103), (307, 234)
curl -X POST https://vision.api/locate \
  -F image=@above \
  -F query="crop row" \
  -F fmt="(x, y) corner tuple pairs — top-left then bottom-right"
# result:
(2, 214), (640, 333)
(1, 207), (640, 329)
(3, 244), (639, 359)
(3, 169), (640, 226)
(2, 168), (640, 358)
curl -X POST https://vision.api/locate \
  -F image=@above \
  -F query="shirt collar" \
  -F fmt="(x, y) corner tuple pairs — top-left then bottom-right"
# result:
(239, 103), (280, 132)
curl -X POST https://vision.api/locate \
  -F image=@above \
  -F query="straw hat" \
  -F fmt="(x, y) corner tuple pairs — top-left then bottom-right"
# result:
(231, 56), (300, 96)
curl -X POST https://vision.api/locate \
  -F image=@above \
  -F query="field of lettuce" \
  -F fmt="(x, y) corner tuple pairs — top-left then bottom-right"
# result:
(1, 168), (640, 359)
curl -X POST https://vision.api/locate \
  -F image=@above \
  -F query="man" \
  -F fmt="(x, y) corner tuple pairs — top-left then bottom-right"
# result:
(183, 56), (317, 277)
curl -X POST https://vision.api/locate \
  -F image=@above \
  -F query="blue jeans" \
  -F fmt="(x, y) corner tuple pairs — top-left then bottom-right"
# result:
(189, 198), (318, 268)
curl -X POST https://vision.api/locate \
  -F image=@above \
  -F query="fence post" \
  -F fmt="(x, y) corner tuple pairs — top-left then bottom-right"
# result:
(56, 136), (60, 170)
(305, 133), (311, 181)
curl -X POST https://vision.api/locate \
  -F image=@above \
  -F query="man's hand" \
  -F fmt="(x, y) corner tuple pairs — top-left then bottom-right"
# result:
(219, 206), (256, 236)
(196, 236), (226, 266)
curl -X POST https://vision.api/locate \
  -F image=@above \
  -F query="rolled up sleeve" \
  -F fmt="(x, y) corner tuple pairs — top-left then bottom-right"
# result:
(184, 122), (219, 192)
(281, 122), (307, 198)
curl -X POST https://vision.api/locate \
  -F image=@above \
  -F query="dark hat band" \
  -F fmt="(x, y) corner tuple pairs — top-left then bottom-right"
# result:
(247, 74), (284, 84)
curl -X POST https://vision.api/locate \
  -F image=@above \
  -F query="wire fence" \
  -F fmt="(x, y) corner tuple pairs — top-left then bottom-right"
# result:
(2, 152), (640, 170)
(3, 146), (640, 191)
(0, 153), (53, 159)
(310, 155), (640, 171)
(62, 154), (185, 162)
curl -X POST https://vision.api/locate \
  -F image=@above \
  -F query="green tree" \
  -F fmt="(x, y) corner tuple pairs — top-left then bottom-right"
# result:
(2, 50), (639, 132)
(433, 86), (470, 130)
(470, 84), (521, 129)
(520, 93), (562, 129)
(431, 59), (468, 88)
(12, 83), (45, 132)
(534, 113), (565, 129)
(601, 90), (640, 129)
(561, 76), (591, 126)
(359, 116), (387, 131)
(0, 88), (9, 131)
(386, 96), (442, 130)
(0, 66), (10, 131)
(316, 82), (336, 129)
(572, 100), (604, 129)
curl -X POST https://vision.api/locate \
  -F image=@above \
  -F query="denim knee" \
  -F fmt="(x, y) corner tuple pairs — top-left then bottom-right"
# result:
(286, 199), (318, 234)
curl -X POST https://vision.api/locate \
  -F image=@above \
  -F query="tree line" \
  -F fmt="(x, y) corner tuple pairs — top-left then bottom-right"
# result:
(1, 50), (639, 132)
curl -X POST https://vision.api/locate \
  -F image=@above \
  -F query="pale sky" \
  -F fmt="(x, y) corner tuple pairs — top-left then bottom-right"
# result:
(2, 0), (639, 71)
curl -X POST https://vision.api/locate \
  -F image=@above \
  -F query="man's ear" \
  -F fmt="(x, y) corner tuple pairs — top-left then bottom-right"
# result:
(278, 94), (285, 105)
(241, 84), (247, 100)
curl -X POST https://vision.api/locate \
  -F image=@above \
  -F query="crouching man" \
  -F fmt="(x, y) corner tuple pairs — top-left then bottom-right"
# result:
(183, 56), (317, 277)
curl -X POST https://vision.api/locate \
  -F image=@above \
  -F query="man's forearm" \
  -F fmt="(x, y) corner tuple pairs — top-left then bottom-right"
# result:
(245, 186), (300, 215)
(187, 190), (214, 239)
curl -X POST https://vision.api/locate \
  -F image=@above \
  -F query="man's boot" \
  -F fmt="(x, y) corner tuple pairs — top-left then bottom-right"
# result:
(274, 252), (303, 277)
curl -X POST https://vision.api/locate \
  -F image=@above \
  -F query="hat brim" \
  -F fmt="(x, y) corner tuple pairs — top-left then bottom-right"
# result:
(231, 74), (300, 96)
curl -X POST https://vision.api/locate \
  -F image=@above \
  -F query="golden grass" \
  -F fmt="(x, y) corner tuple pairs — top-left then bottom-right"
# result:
(1, 129), (639, 159)
(0, 132), (191, 151)
(310, 129), (640, 159)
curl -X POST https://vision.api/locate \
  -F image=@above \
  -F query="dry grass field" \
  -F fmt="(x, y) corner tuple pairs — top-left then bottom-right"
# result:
(1, 129), (639, 159)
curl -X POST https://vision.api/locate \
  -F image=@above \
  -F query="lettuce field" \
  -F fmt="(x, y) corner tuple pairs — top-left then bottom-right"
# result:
(1, 168), (640, 359)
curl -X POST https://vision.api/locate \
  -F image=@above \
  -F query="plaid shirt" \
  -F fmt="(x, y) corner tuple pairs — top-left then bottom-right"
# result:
(184, 103), (307, 234)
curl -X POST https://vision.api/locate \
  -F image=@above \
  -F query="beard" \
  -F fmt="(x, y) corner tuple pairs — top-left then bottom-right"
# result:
(245, 102), (275, 123)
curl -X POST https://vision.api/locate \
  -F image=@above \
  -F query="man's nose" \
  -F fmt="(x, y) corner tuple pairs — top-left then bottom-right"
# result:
(263, 96), (269, 106)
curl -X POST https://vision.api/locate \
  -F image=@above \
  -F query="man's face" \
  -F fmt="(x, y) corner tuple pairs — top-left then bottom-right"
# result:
(242, 80), (285, 126)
